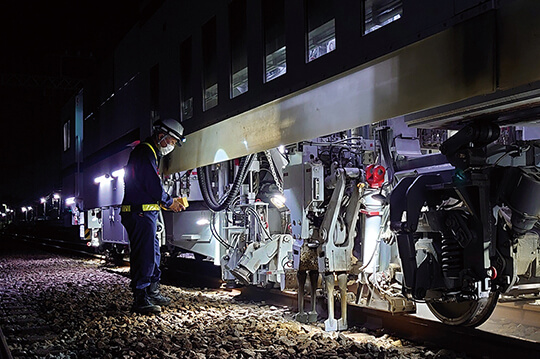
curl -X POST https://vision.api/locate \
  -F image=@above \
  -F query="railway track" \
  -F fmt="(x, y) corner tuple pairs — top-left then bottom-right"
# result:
(0, 328), (11, 359)
(11, 233), (107, 260)
(0, 292), (65, 358)
(1, 232), (539, 358)
(0, 236), (85, 358)
(494, 300), (540, 328)
(238, 286), (540, 359)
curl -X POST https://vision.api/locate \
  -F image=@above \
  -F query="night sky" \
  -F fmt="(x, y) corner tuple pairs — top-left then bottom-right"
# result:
(0, 1), (140, 205)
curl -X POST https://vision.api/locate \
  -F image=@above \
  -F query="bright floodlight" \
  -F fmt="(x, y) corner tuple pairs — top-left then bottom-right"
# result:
(270, 194), (286, 209)
(94, 174), (111, 184)
(112, 168), (125, 178)
(53, 193), (60, 199)
(66, 197), (76, 205)
(196, 218), (210, 226)
(21, 207), (27, 212)
(40, 197), (46, 203)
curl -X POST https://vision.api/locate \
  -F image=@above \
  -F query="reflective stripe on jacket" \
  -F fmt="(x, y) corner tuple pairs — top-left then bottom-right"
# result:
(121, 137), (174, 209)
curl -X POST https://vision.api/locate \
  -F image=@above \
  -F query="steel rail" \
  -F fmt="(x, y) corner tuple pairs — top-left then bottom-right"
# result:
(238, 286), (540, 359)
(6, 231), (540, 358)
(346, 303), (540, 359)
(0, 327), (13, 359)
(9, 233), (130, 265)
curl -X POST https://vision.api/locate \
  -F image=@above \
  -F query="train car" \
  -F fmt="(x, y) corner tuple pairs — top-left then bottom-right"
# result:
(58, 0), (540, 330)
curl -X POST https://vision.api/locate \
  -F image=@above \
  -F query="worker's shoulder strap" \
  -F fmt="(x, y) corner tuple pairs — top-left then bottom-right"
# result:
(141, 142), (157, 162)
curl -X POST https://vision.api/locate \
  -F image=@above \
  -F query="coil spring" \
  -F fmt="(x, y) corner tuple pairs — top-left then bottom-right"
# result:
(441, 236), (462, 278)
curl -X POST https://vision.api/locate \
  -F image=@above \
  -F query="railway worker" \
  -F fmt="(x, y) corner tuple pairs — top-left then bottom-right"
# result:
(121, 118), (186, 314)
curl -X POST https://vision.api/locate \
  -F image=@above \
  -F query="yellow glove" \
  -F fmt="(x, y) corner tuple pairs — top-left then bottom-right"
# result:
(175, 197), (189, 209)
(161, 197), (189, 212)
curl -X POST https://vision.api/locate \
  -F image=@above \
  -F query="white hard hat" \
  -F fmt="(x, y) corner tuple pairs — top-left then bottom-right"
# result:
(153, 119), (186, 146)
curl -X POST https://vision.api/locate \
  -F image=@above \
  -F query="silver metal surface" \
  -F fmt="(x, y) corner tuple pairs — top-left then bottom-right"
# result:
(406, 0), (540, 128)
(163, 210), (219, 263)
(165, 14), (494, 174)
(101, 207), (128, 244)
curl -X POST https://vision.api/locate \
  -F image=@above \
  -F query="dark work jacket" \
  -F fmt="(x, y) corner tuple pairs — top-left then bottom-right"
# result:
(121, 137), (174, 208)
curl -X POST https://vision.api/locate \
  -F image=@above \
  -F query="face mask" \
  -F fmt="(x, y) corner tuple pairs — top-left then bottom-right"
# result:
(159, 136), (175, 156)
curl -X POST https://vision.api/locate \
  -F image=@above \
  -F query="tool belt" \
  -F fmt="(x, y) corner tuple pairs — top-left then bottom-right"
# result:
(121, 204), (160, 212)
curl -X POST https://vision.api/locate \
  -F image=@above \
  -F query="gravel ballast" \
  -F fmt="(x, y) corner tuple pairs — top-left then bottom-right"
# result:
(0, 240), (464, 358)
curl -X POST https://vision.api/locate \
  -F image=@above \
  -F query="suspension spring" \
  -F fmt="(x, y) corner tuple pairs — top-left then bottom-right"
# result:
(441, 236), (462, 279)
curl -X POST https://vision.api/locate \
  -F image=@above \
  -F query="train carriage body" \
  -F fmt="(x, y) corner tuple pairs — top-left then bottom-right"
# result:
(55, 0), (540, 328)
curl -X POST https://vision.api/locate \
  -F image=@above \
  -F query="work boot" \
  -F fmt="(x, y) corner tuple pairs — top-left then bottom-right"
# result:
(132, 289), (161, 314)
(147, 282), (171, 306)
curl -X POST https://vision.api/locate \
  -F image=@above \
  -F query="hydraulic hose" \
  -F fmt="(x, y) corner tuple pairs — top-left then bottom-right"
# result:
(198, 154), (255, 212)
(378, 127), (394, 183)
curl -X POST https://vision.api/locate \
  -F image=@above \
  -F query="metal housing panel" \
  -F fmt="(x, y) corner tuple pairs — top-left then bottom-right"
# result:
(498, 0), (540, 90)
(404, 1), (540, 128)
(163, 210), (218, 261)
(166, 15), (494, 173)
(101, 207), (128, 244)
(84, 148), (130, 209)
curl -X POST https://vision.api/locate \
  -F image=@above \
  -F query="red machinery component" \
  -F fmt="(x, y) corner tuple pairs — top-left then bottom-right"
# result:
(366, 165), (386, 188)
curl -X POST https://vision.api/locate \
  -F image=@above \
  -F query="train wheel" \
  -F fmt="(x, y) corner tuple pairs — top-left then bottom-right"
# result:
(426, 291), (499, 327)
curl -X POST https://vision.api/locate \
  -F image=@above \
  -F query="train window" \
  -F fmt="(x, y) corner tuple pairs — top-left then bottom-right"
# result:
(63, 120), (70, 151)
(180, 37), (193, 120)
(363, 0), (403, 35)
(306, 0), (336, 62)
(202, 17), (218, 111)
(229, 0), (248, 98)
(263, 0), (286, 82)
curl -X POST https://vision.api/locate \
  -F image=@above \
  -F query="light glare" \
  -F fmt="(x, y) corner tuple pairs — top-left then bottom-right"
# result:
(196, 218), (210, 226)
(112, 168), (125, 178)
(94, 174), (112, 184)
(270, 194), (286, 208)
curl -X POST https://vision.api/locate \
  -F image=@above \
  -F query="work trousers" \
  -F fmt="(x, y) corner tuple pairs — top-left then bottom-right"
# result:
(120, 210), (161, 290)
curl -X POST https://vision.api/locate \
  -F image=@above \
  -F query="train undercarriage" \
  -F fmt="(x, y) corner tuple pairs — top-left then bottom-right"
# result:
(86, 119), (537, 330)
(62, 0), (540, 330)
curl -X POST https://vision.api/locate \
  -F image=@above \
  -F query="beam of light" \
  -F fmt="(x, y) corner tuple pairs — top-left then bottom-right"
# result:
(270, 194), (286, 208)
(94, 174), (112, 184)
(196, 218), (210, 226)
(112, 168), (125, 179)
